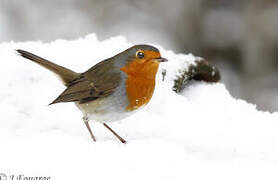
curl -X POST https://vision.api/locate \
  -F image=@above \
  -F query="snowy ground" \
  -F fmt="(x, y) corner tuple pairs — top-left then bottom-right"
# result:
(1, 34), (278, 180)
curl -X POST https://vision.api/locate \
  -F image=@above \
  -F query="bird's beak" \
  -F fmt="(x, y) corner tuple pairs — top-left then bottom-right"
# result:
(154, 57), (168, 62)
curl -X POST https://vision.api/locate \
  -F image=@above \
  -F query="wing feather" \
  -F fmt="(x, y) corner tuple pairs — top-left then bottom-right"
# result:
(50, 59), (122, 105)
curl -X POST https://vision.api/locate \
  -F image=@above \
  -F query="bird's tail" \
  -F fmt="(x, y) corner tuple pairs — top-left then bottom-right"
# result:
(16, 49), (79, 85)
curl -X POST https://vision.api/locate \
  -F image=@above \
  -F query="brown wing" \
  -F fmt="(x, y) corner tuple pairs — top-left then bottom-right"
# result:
(49, 59), (122, 105)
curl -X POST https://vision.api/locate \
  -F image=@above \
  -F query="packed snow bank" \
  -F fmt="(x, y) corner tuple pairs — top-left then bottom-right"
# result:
(1, 34), (278, 180)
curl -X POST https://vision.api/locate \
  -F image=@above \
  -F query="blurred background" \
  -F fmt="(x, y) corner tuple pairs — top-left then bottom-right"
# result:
(1, 0), (278, 111)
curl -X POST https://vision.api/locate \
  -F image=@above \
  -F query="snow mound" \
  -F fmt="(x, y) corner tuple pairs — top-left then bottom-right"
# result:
(1, 34), (278, 180)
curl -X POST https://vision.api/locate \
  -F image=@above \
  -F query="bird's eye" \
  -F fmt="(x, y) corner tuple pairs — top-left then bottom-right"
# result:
(136, 51), (144, 59)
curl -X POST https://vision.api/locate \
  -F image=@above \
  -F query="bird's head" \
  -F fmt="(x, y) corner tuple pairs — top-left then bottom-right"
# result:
(119, 45), (167, 78)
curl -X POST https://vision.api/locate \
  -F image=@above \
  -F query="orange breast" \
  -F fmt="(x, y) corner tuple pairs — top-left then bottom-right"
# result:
(120, 59), (160, 111)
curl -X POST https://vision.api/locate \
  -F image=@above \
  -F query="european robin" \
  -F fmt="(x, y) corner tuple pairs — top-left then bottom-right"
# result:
(16, 45), (167, 143)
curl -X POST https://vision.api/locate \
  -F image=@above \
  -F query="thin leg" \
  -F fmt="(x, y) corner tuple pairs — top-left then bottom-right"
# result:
(103, 123), (126, 144)
(83, 117), (96, 141)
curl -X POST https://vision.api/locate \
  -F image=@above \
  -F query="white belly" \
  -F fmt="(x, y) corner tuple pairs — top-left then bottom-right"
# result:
(75, 85), (140, 123)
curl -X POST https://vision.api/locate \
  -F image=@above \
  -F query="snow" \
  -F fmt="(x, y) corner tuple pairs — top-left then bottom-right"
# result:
(1, 34), (278, 179)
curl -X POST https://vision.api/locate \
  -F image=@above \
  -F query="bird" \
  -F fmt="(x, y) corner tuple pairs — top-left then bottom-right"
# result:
(16, 45), (167, 143)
